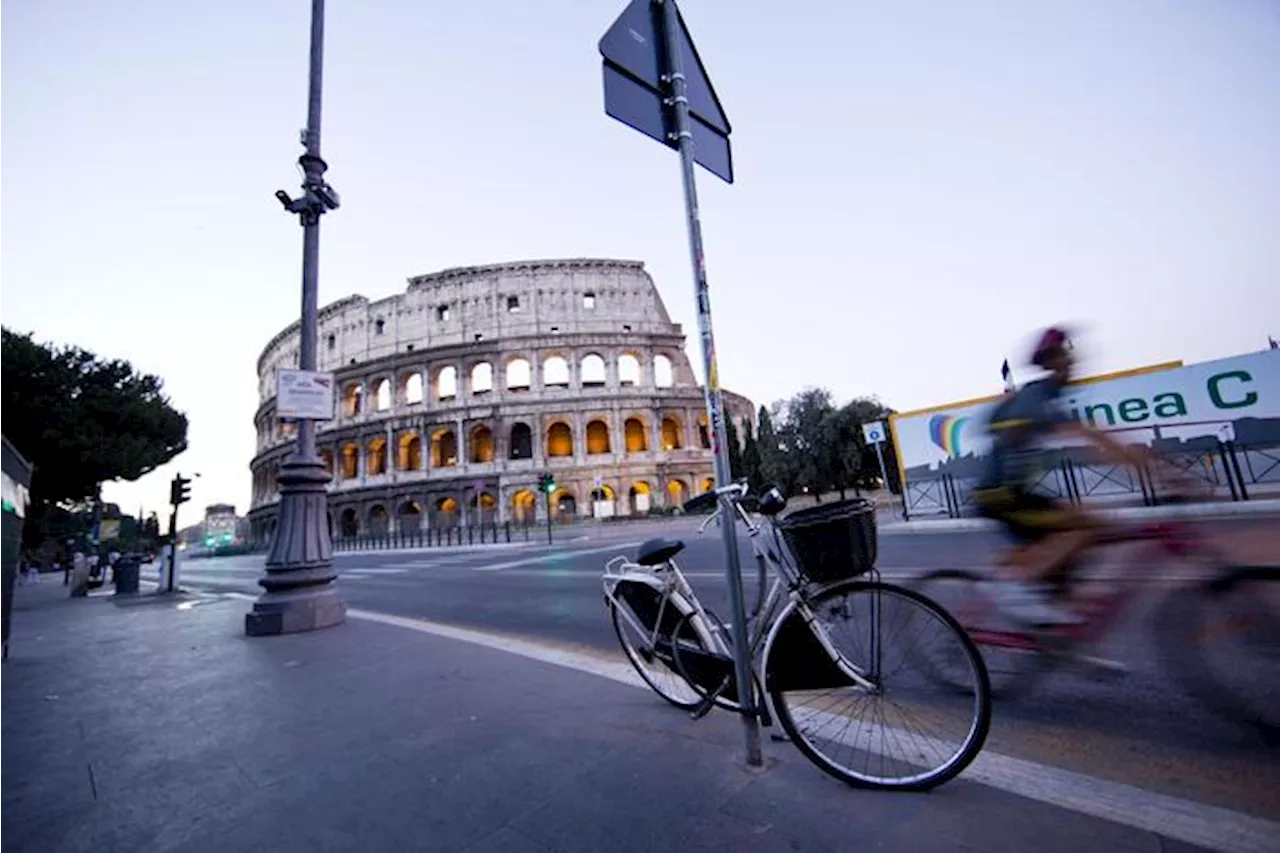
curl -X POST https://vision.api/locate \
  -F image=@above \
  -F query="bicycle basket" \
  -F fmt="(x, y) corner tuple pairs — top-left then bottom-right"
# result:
(775, 498), (877, 583)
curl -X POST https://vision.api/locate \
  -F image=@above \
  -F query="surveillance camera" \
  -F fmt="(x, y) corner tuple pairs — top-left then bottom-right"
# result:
(275, 190), (294, 210)
(315, 183), (340, 210)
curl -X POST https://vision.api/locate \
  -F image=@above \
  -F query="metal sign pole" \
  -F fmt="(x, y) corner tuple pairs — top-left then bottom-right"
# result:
(873, 439), (890, 496)
(659, 0), (761, 767)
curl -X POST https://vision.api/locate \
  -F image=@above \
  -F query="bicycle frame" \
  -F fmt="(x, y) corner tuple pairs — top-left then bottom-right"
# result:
(963, 516), (1222, 651)
(602, 489), (879, 704)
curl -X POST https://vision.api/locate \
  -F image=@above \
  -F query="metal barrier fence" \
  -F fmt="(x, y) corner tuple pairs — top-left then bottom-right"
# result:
(902, 439), (1277, 520)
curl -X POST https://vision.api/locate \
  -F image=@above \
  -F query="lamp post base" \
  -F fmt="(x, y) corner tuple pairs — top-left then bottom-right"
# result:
(245, 456), (346, 637)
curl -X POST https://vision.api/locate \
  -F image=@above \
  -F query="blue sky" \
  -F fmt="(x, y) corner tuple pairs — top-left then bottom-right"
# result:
(3, 0), (1278, 519)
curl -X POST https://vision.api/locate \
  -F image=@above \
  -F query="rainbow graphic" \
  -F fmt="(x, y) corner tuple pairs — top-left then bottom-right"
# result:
(929, 414), (969, 459)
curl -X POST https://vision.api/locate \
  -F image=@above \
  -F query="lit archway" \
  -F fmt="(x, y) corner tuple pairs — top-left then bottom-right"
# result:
(585, 419), (611, 454)
(435, 496), (459, 528)
(624, 418), (647, 453)
(340, 443), (360, 480)
(341, 383), (363, 416)
(700, 477), (716, 494)
(398, 432), (422, 470)
(431, 428), (458, 467)
(666, 479), (688, 507)
(698, 414), (711, 449)
(320, 448), (334, 476)
(629, 481), (652, 515)
(552, 489), (577, 522)
(661, 417), (683, 451)
(511, 489), (536, 524)
(367, 437), (388, 476)
(547, 422), (573, 457)
(470, 425), (495, 463)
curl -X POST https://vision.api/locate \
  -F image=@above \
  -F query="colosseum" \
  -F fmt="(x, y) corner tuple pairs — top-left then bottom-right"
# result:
(246, 258), (755, 544)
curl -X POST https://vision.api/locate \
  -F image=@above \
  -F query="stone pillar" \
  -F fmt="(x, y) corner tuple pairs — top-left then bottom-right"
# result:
(456, 416), (467, 470)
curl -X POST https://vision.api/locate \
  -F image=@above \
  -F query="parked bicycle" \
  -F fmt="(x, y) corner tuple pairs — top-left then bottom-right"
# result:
(915, 510), (1279, 742)
(602, 482), (992, 791)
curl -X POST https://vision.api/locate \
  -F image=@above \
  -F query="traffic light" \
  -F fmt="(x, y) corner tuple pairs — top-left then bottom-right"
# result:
(170, 475), (192, 507)
(538, 472), (556, 494)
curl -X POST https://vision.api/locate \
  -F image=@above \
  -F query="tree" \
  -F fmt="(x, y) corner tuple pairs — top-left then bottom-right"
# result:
(2, 328), (188, 547)
(740, 417), (763, 494)
(778, 388), (836, 500)
(725, 414), (744, 482)
(756, 405), (795, 495)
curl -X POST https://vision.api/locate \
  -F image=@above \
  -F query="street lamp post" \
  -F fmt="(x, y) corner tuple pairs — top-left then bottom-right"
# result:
(245, 0), (346, 636)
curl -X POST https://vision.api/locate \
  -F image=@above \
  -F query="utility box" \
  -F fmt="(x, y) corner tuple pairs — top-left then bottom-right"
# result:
(0, 435), (34, 660)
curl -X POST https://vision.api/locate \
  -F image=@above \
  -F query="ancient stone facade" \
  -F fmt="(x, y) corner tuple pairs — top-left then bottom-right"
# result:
(247, 258), (754, 544)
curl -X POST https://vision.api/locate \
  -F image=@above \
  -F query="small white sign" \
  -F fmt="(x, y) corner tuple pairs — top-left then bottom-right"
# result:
(862, 421), (886, 445)
(277, 369), (335, 420)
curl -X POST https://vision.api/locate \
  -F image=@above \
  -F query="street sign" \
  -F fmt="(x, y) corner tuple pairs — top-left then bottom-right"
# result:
(99, 519), (121, 541)
(599, 0), (733, 182)
(862, 421), (886, 445)
(276, 369), (335, 420)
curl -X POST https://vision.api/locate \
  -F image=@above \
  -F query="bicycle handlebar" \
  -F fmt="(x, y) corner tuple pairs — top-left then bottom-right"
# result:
(681, 481), (749, 515)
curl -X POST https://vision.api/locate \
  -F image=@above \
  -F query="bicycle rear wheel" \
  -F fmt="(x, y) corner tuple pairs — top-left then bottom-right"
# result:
(1160, 565), (1280, 742)
(766, 579), (991, 791)
(609, 593), (705, 710)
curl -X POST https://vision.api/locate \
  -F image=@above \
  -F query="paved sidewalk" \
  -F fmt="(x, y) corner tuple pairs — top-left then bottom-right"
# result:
(2, 584), (1224, 853)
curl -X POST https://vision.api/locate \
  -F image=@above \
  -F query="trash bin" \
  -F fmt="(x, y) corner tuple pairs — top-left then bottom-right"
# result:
(113, 557), (141, 595)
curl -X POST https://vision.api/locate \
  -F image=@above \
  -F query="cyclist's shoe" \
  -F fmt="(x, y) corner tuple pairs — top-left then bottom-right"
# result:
(990, 581), (1083, 627)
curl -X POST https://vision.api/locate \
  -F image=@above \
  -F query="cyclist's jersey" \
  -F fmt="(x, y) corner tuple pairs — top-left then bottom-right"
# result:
(976, 376), (1071, 490)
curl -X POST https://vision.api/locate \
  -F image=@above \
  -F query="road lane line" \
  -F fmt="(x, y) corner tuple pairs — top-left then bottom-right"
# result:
(469, 541), (645, 571)
(203, 592), (1276, 853)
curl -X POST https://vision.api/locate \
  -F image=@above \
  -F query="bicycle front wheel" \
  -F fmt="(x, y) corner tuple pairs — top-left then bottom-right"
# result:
(766, 579), (991, 791)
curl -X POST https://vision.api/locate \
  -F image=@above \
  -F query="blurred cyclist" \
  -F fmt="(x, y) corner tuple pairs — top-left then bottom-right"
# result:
(974, 327), (1152, 626)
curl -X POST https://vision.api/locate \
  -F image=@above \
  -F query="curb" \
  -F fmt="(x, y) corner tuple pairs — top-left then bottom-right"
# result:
(879, 499), (1280, 536)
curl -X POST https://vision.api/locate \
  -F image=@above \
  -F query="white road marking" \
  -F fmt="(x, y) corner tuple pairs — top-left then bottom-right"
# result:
(469, 541), (645, 571)
(205, 589), (1277, 853)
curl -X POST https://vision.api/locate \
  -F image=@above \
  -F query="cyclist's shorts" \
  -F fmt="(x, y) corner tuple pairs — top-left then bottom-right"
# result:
(973, 485), (1092, 544)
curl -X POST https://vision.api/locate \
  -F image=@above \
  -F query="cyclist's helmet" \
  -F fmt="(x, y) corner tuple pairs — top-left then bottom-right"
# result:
(1031, 326), (1070, 367)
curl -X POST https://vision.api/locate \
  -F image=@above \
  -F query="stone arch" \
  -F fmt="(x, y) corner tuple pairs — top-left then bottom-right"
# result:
(435, 496), (459, 528)
(581, 353), (606, 387)
(470, 424), (495, 463)
(654, 354), (674, 388)
(511, 489), (536, 524)
(471, 362), (494, 394)
(341, 382), (363, 416)
(546, 421), (573, 457)
(624, 417), (648, 453)
(367, 436), (388, 476)
(340, 443), (360, 480)
(436, 365), (458, 400)
(339, 508), (359, 536)
(697, 413), (711, 449)
(368, 504), (390, 536)
(661, 415), (683, 451)
(585, 419), (611, 455)
(505, 357), (532, 391)
(509, 422), (533, 460)
(470, 491), (498, 524)
(666, 478), (688, 507)
(398, 432), (422, 470)
(618, 353), (641, 387)
(629, 480), (652, 515)
(700, 477), (716, 494)
(430, 428), (458, 468)
(551, 488), (577, 522)
(398, 500), (423, 533)
(373, 377), (392, 411)
(320, 448), (334, 476)
(543, 355), (570, 388)
(401, 371), (424, 405)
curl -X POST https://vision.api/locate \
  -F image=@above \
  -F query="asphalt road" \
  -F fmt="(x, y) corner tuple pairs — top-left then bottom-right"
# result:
(172, 516), (1279, 825)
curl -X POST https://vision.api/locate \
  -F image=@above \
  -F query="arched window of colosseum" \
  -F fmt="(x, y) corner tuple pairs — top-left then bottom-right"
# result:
(543, 356), (569, 388)
(436, 496), (459, 527)
(581, 353), (606, 387)
(654, 355), (674, 388)
(618, 354), (641, 386)
(629, 481), (652, 514)
(586, 419), (611, 455)
(506, 358), (531, 391)
(398, 432), (422, 470)
(469, 425), (495, 463)
(431, 428), (458, 467)
(340, 508), (359, 537)
(624, 418), (648, 453)
(471, 362), (494, 395)
(340, 444), (359, 479)
(374, 378), (392, 412)
(342, 383), (363, 416)
(546, 422), (573, 457)
(321, 449), (334, 475)
(698, 414), (711, 449)
(369, 505), (389, 536)
(666, 479), (688, 507)
(398, 501), (423, 533)
(437, 366), (458, 400)
(661, 416), (683, 451)
(402, 372), (424, 405)
(367, 437), (388, 476)
(509, 423), (533, 459)
(553, 490), (577, 521)
(700, 477), (716, 494)
(511, 489), (536, 524)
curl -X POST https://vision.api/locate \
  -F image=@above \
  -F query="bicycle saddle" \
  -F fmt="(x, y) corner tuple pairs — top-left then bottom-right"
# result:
(636, 538), (685, 566)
